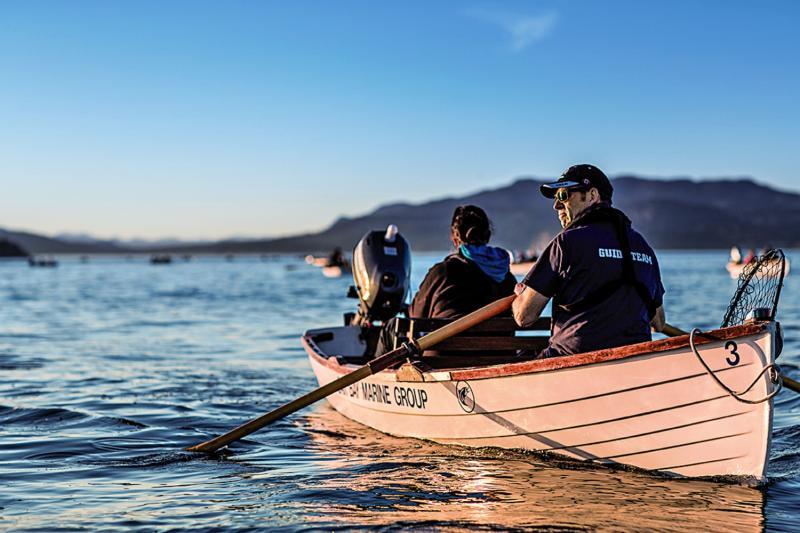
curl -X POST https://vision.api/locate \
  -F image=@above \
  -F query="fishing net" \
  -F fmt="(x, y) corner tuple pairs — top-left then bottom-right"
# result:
(721, 249), (786, 328)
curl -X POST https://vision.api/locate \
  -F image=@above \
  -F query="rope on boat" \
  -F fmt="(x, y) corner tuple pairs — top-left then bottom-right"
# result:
(689, 328), (782, 404)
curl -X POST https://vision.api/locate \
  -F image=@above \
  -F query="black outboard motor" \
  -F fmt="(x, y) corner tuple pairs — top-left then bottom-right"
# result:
(350, 224), (412, 326)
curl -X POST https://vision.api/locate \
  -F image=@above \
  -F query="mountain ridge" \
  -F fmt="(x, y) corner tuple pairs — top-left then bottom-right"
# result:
(3, 175), (799, 254)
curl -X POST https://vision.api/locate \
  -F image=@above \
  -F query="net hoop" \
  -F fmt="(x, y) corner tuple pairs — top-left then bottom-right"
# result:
(721, 249), (786, 328)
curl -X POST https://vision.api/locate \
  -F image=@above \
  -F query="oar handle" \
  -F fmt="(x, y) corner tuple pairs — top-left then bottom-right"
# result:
(661, 323), (688, 337)
(186, 294), (517, 454)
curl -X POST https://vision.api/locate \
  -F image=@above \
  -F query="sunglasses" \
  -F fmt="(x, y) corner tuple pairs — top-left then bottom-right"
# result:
(554, 187), (583, 202)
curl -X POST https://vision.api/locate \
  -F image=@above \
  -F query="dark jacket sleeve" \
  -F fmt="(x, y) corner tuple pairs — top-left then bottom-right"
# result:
(409, 263), (447, 318)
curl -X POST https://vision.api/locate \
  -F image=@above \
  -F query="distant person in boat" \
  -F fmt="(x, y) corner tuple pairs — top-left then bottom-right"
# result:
(327, 247), (346, 267)
(514, 249), (538, 263)
(512, 164), (666, 357)
(375, 204), (517, 354)
(730, 246), (742, 265)
(743, 248), (757, 264)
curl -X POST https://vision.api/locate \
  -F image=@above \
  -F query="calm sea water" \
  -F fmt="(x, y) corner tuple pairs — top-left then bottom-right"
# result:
(1, 251), (799, 531)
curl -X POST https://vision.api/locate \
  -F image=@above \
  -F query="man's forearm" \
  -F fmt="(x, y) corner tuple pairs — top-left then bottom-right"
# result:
(512, 284), (549, 327)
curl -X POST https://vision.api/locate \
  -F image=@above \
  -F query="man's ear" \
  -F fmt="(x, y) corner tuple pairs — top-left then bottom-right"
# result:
(589, 187), (601, 203)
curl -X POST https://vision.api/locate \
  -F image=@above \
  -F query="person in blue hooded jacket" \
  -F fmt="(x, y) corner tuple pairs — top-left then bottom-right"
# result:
(374, 204), (516, 356)
(408, 204), (517, 319)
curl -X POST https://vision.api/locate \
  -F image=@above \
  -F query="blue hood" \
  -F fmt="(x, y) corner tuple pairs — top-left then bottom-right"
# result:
(459, 244), (511, 283)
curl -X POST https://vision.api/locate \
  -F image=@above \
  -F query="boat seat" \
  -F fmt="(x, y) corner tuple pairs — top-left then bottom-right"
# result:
(390, 316), (550, 355)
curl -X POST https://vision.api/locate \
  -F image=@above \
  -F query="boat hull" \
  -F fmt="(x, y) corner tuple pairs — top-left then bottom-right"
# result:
(304, 323), (777, 479)
(726, 258), (790, 279)
(322, 265), (351, 278)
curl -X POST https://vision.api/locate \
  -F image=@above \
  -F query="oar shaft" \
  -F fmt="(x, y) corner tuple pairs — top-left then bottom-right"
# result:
(418, 295), (516, 350)
(187, 363), (379, 453)
(187, 343), (416, 453)
(783, 375), (800, 394)
(661, 323), (687, 337)
(186, 294), (517, 454)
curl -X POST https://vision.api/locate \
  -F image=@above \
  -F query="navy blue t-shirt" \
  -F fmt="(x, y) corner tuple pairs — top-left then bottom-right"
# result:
(522, 217), (665, 357)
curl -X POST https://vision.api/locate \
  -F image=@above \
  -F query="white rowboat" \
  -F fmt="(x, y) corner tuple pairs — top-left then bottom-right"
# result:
(303, 320), (779, 480)
(322, 264), (352, 278)
(726, 258), (790, 279)
(305, 255), (329, 267)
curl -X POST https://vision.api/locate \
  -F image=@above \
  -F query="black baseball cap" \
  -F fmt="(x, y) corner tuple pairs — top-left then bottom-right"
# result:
(540, 164), (613, 201)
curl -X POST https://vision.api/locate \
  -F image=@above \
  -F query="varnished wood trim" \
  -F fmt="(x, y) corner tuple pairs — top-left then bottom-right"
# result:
(303, 322), (769, 382)
(448, 323), (769, 381)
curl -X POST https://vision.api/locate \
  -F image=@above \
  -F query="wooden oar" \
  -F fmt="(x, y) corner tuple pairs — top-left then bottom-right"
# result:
(784, 375), (800, 393)
(661, 322), (800, 394)
(186, 294), (517, 454)
(661, 323), (687, 337)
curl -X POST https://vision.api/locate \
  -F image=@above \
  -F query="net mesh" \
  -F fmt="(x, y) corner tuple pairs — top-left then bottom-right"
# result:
(721, 249), (786, 328)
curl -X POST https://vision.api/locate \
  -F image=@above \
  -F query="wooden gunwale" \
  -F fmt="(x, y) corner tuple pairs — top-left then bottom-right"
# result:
(302, 322), (768, 382)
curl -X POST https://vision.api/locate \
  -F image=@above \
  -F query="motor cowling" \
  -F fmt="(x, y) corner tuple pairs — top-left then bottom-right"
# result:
(350, 224), (411, 326)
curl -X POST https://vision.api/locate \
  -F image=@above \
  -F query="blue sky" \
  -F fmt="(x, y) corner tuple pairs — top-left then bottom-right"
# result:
(1, 0), (797, 240)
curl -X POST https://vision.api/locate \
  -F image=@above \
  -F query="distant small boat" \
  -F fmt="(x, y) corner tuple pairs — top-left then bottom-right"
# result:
(150, 255), (173, 265)
(28, 256), (58, 268)
(726, 258), (790, 279)
(305, 255), (329, 267)
(322, 264), (351, 278)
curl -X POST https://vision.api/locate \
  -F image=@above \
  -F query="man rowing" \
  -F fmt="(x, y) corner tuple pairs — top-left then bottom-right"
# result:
(512, 164), (666, 357)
